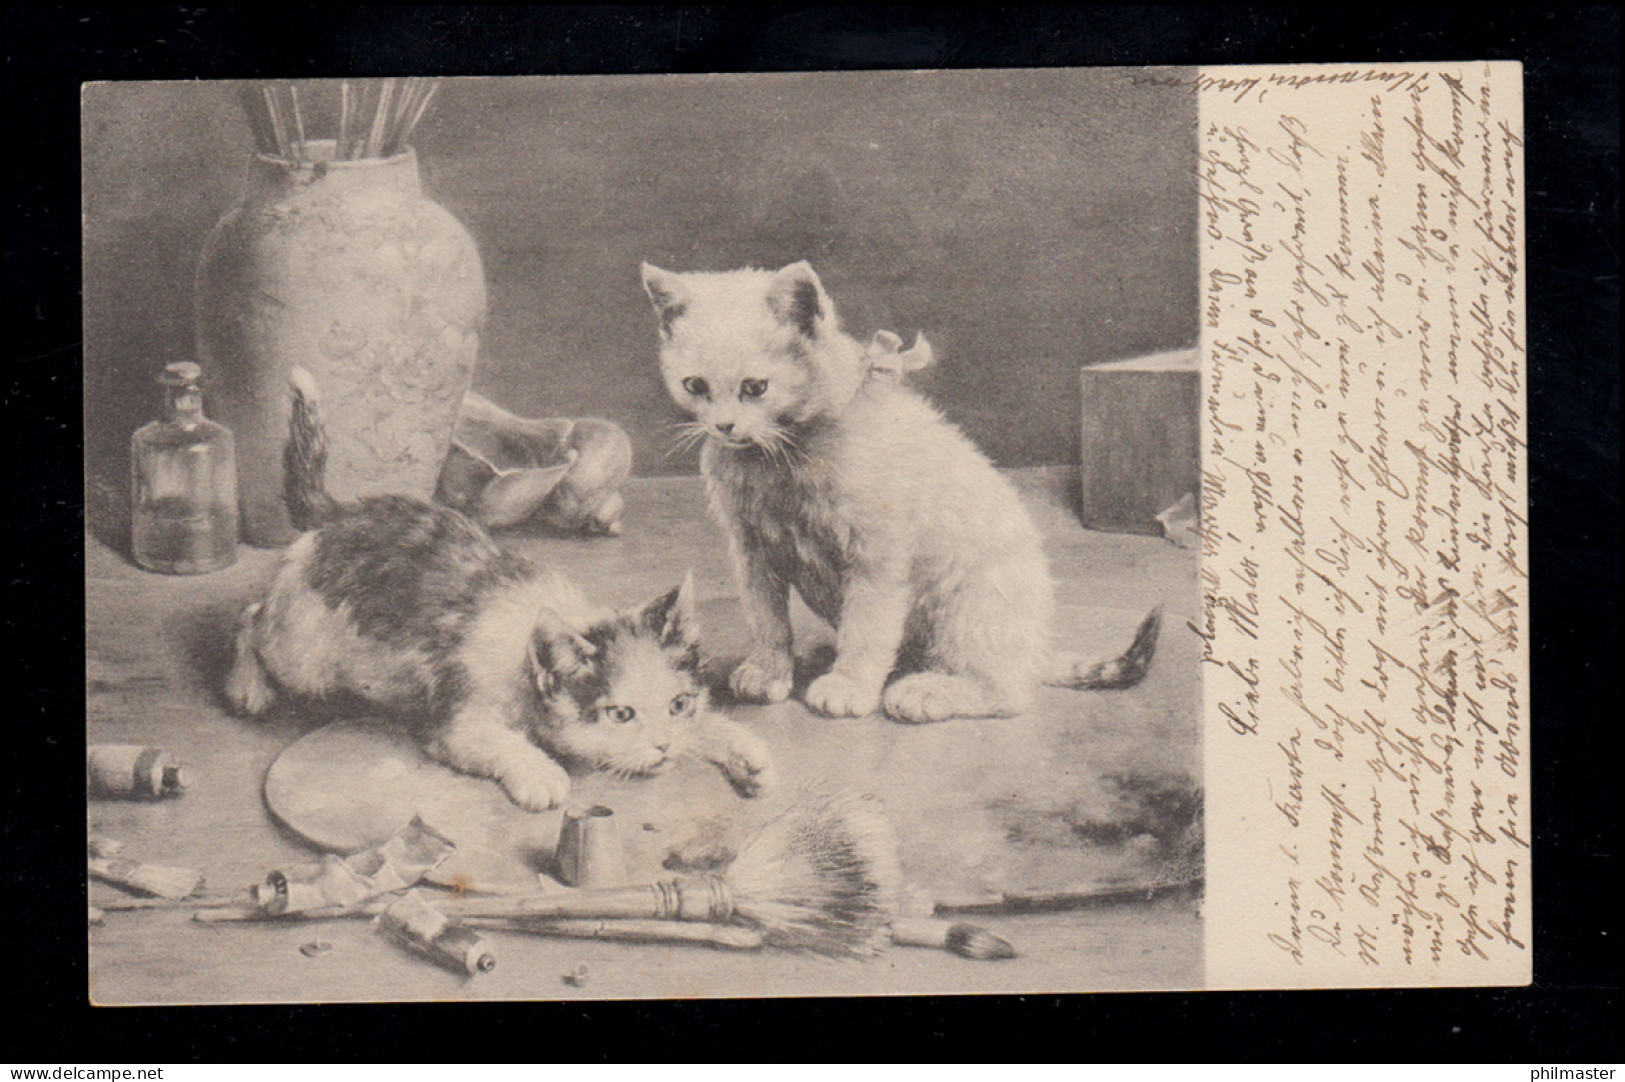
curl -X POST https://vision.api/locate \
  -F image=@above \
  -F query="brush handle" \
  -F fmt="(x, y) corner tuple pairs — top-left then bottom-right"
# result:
(436, 878), (734, 923)
(889, 917), (1017, 960)
(192, 878), (734, 925)
(889, 917), (953, 949)
(96, 895), (232, 912)
(462, 917), (763, 950)
(933, 878), (1201, 914)
(195, 904), (340, 924)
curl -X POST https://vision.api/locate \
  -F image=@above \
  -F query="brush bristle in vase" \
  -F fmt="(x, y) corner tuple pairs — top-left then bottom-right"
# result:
(240, 78), (440, 163)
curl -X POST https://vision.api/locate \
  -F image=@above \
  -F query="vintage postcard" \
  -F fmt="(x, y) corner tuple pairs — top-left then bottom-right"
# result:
(82, 62), (1526, 1003)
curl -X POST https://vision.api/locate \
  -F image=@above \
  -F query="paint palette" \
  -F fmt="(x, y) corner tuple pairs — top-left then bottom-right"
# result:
(261, 718), (775, 894)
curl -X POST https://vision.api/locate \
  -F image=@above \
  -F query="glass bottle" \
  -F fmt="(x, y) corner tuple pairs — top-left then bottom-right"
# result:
(131, 361), (239, 574)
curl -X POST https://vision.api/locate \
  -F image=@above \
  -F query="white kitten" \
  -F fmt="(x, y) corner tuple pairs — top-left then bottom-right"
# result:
(641, 260), (1159, 723)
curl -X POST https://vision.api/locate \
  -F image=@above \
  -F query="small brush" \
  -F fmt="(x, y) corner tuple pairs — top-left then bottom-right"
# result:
(259, 84), (291, 160)
(337, 80), (352, 160)
(364, 77), (395, 158)
(288, 83), (307, 162)
(237, 84), (277, 156)
(96, 895), (233, 912)
(396, 78), (439, 150)
(890, 917), (1016, 960)
(933, 877), (1203, 915)
(385, 76), (418, 155)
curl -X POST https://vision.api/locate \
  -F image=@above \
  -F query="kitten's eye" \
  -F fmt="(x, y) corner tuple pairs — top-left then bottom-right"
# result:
(669, 694), (692, 716)
(602, 705), (636, 724)
(681, 377), (710, 398)
(739, 378), (768, 400)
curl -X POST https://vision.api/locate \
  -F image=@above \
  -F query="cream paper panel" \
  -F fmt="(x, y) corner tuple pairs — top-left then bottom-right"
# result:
(1197, 63), (1531, 989)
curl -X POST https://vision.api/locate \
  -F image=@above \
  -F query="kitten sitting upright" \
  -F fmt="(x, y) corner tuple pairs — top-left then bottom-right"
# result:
(225, 368), (774, 810)
(641, 260), (1159, 723)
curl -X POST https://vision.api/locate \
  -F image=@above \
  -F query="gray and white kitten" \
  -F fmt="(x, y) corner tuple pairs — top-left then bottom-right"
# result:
(225, 370), (774, 811)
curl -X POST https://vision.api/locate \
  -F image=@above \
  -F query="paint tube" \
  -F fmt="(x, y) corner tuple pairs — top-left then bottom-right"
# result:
(376, 889), (495, 975)
(87, 745), (192, 799)
(252, 815), (457, 916)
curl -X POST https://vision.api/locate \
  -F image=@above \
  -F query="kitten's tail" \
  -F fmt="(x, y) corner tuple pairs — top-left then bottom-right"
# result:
(283, 366), (339, 531)
(1046, 605), (1162, 690)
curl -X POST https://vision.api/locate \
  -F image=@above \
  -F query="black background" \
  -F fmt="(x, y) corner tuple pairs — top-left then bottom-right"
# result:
(7, 4), (1619, 1063)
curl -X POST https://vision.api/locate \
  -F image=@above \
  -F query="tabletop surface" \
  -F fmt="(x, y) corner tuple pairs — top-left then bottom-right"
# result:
(87, 468), (1201, 1004)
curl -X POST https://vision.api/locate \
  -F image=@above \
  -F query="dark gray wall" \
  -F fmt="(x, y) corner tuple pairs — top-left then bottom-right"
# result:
(83, 71), (1195, 526)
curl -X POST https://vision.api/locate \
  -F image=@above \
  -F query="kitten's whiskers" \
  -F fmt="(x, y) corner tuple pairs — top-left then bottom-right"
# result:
(756, 426), (803, 467)
(663, 421), (710, 461)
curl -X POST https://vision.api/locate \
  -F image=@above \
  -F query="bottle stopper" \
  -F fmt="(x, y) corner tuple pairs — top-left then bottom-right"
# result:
(159, 360), (205, 387)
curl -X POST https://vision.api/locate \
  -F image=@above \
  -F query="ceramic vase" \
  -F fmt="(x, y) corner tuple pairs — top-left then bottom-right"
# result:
(196, 140), (486, 545)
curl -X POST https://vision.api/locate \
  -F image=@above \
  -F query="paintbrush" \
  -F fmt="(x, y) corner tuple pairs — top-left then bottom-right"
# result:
(198, 789), (904, 958)
(337, 80), (352, 160)
(195, 904), (344, 924)
(288, 83), (307, 162)
(195, 905), (1004, 962)
(237, 85), (278, 156)
(364, 77), (395, 158)
(889, 917), (1016, 960)
(259, 85), (291, 160)
(394, 78), (438, 152)
(932, 877), (1202, 915)
(463, 916), (765, 951)
(431, 789), (903, 956)
(96, 894), (239, 912)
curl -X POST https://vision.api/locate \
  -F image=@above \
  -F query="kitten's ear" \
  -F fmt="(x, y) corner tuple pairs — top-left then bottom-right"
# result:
(640, 263), (689, 334)
(528, 607), (597, 692)
(634, 571), (698, 648)
(766, 261), (827, 339)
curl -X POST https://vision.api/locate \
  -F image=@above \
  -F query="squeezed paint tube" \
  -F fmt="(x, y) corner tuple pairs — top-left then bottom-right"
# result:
(377, 889), (496, 975)
(253, 815), (457, 916)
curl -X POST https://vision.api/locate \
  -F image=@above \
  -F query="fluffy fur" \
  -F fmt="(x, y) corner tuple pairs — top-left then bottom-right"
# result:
(641, 260), (1159, 723)
(227, 371), (774, 810)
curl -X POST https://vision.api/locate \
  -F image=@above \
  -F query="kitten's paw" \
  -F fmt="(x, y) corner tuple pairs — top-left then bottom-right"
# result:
(226, 604), (274, 716)
(715, 728), (776, 798)
(805, 672), (882, 718)
(729, 653), (794, 703)
(225, 654), (274, 717)
(497, 758), (571, 812)
(882, 673), (991, 724)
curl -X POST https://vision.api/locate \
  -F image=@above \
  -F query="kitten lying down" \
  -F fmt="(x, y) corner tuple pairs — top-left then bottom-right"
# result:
(642, 260), (1161, 724)
(226, 370), (774, 811)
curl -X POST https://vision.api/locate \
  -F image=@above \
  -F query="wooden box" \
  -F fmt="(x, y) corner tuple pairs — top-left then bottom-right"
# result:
(1078, 348), (1199, 535)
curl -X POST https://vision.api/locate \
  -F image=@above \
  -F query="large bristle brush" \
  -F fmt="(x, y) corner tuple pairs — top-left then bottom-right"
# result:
(434, 789), (904, 958)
